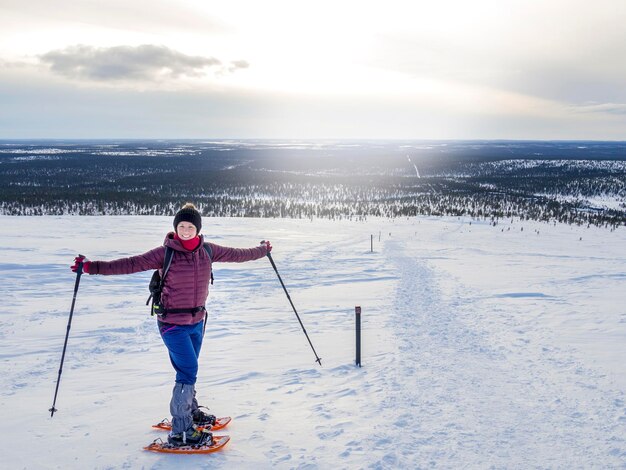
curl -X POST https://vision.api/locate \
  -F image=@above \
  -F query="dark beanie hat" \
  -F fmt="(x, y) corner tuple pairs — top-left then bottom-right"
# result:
(173, 205), (202, 233)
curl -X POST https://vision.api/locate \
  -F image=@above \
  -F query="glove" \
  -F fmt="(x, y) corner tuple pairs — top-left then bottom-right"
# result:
(70, 255), (90, 273)
(260, 240), (272, 253)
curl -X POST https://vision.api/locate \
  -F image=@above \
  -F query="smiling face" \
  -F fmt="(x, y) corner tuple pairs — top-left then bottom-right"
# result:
(176, 221), (198, 240)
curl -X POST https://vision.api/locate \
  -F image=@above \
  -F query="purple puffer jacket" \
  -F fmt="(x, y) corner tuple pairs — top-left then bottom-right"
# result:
(87, 232), (268, 325)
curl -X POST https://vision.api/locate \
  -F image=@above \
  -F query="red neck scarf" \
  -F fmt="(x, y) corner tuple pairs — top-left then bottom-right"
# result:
(174, 234), (201, 251)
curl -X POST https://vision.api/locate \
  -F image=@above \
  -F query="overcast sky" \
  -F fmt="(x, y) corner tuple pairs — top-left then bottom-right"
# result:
(1, 0), (625, 140)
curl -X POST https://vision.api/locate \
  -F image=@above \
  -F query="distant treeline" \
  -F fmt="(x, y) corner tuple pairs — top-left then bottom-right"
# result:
(0, 142), (624, 229)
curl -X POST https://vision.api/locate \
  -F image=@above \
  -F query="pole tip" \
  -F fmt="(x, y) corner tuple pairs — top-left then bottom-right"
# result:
(49, 406), (57, 417)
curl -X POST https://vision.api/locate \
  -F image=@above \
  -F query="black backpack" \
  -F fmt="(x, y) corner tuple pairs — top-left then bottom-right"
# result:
(146, 243), (213, 317)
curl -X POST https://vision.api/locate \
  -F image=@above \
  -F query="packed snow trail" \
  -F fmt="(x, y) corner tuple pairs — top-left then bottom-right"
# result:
(371, 237), (626, 468)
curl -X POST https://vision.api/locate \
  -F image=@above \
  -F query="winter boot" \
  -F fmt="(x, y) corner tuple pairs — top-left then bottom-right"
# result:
(192, 406), (217, 427)
(191, 386), (217, 427)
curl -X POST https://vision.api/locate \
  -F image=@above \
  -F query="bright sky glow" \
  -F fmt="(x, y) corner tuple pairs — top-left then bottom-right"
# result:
(1, 0), (625, 139)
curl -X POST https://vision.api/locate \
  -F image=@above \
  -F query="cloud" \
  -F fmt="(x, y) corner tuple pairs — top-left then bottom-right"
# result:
(229, 60), (249, 73)
(39, 44), (237, 82)
(571, 102), (626, 115)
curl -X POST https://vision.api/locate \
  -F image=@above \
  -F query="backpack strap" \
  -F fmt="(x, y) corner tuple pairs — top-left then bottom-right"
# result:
(147, 246), (174, 315)
(161, 246), (175, 285)
(203, 242), (212, 259)
(203, 243), (214, 285)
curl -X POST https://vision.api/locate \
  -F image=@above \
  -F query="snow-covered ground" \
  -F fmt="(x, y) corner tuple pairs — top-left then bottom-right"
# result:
(0, 215), (625, 469)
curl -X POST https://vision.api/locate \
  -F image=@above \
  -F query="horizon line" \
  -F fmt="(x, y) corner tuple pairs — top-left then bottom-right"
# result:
(1, 137), (626, 143)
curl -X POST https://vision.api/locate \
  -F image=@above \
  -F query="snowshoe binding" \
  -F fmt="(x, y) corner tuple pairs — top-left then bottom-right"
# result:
(168, 426), (213, 447)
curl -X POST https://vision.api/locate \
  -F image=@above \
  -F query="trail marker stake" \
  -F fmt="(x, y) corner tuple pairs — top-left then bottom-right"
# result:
(355, 306), (362, 367)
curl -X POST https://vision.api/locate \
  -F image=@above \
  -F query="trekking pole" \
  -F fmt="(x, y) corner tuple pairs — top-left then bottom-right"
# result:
(49, 256), (84, 417)
(266, 252), (322, 366)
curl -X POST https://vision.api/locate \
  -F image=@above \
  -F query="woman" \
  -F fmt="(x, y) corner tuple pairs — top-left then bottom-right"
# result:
(70, 203), (271, 446)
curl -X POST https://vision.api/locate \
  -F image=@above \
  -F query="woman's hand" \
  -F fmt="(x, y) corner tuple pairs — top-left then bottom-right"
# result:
(70, 255), (91, 273)
(260, 240), (272, 253)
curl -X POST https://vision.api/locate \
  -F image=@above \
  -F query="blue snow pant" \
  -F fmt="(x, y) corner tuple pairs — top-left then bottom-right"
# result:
(158, 320), (205, 434)
(158, 320), (204, 385)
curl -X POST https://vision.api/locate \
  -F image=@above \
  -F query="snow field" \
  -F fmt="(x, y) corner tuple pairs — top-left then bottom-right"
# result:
(0, 215), (624, 469)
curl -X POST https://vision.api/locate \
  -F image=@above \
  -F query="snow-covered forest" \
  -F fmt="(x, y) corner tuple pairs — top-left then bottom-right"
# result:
(1, 140), (624, 228)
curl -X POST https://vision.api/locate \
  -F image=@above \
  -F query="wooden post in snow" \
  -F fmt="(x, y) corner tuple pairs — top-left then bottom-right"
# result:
(355, 306), (362, 367)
